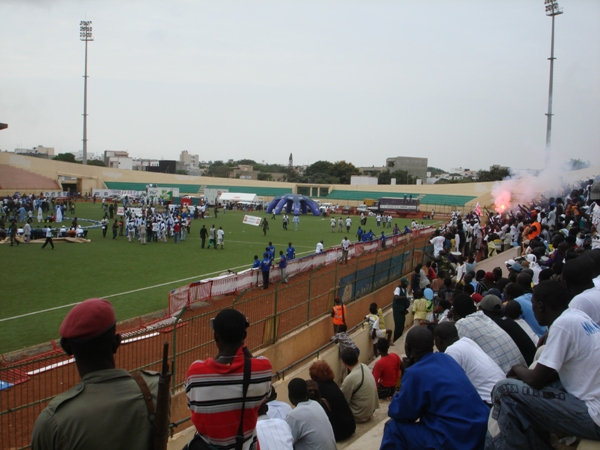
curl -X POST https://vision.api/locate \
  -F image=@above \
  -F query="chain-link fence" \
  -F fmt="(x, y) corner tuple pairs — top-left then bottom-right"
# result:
(0, 232), (434, 449)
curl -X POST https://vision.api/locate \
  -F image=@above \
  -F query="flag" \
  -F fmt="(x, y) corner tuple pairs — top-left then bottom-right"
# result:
(473, 202), (481, 216)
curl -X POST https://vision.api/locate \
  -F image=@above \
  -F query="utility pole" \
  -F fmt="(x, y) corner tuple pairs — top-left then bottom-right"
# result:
(80, 21), (94, 165)
(544, 0), (562, 169)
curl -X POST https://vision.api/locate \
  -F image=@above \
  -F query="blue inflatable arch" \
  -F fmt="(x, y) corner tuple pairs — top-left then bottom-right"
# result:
(265, 194), (321, 216)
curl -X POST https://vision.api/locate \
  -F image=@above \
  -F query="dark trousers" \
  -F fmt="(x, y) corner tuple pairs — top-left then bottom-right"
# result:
(42, 237), (54, 249)
(262, 271), (269, 289)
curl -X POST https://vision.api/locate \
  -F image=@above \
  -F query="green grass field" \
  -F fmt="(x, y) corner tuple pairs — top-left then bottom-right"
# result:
(0, 202), (435, 355)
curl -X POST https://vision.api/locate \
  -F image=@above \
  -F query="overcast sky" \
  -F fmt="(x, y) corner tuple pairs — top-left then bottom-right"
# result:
(1, 0), (599, 172)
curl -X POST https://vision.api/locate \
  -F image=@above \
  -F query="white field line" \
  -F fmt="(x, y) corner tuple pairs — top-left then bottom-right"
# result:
(0, 249), (316, 323)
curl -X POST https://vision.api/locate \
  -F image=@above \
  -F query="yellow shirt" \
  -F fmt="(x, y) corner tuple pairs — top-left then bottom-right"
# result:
(412, 298), (428, 320)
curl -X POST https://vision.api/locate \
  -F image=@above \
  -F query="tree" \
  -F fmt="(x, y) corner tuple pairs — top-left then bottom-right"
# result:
(427, 166), (445, 176)
(257, 173), (273, 181)
(176, 169), (189, 175)
(236, 159), (256, 166)
(378, 170), (416, 185)
(330, 160), (361, 184)
(477, 166), (510, 182)
(52, 153), (77, 163)
(207, 161), (233, 178)
(87, 159), (106, 167)
(305, 160), (334, 177)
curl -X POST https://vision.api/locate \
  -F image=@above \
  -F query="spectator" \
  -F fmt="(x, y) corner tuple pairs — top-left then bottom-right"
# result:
(366, 303), (391, 356)
(256, 399), (294, 450)
(372, 338), (401, 399)
(485, 281), (600, 448)
(504, 300), (539, 345)
(452, 294), (526, 373)
(184, 309), (272, 450)
(510, 273), (548, 337)
(309, 360), (356, 442)
(331, 324), (360, 356)
(478, 294), (537, 365)
(260, 252), (272, 289)
(285, 378), (336, 450)
(381, 327), (489, 450)
(434, 322), (505, 405)
(32, 298), (163, 449)
(264, 386), (292, 420)
(412, 290), (428, 327)
(340, 348), (379, 423)
(331, 297), (347, 334)
(392, 278), (411, 342)
(562, 256), (600, 326)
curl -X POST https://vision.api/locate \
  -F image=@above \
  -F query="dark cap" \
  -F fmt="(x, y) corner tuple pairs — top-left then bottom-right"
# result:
(213, 308), (249, 345)
(484, 272), (495, 283)
(59, 298), (116, 341)
(479, 294), (502, 313)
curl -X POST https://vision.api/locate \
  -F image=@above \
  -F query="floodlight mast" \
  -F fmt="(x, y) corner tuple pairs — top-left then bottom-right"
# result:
(544, 0), (562, 169)
(80, 21), (93, 165)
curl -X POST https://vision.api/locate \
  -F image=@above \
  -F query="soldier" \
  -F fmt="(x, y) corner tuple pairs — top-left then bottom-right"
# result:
(32, 298), (162, 450)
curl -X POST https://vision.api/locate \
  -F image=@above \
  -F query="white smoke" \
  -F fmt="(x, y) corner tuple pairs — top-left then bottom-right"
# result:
(491, 160), (597, 213)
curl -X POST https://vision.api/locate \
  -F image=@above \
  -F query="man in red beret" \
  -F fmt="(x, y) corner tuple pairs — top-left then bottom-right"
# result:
(31, 298), (162, 450)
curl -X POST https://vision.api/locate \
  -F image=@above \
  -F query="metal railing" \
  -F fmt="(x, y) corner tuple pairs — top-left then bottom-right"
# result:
(0, 232), (434, 449)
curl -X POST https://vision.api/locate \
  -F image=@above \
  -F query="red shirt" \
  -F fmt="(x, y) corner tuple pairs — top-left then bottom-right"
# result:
(372, 353), (401, 388)
(185, 347), (272, 449)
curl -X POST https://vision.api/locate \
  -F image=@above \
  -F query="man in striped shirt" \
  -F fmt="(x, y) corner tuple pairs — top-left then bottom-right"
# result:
(185, 309), (272, 450)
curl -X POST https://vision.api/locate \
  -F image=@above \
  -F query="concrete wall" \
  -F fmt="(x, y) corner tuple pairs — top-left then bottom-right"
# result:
(0, 152), (497, 208)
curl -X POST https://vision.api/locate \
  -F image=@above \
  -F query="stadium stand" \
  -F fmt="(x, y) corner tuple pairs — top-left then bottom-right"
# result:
(0, 164), (61, 191)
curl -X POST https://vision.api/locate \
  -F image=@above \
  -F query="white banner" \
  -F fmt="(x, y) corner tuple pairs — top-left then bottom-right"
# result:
(43, 191), (69, 198)
(243, 215), (263, 226)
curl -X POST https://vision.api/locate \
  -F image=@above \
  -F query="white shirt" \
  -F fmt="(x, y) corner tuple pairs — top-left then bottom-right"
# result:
(538, 308), (600, 427)
(256, 415), (294, 450)
(266, 400), (292, 420)
(445, 337), (505, 403)
(341, 238), (350, 250)
(430, 236), (445, 257)
(514, 318), (539, 345)
(315, 242), (324, 253)
(569, 287), (600, 326)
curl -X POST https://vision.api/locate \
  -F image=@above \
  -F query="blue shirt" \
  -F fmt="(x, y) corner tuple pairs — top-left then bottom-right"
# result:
(286, 246), (295, 260)
(252, 259), (261, 269)
(260, 258), (271, 272)
(515, 293), (547, 337)
(381, 352), (488, 450)
(279, 255), (287, 268)
(267, 245), (275, 259)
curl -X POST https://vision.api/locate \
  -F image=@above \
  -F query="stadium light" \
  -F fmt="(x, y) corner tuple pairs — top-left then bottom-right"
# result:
(80, 21), (94, 165)
(543, 1), (562, 169)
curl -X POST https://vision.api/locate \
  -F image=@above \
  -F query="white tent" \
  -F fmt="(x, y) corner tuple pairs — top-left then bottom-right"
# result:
(218, 192), (258, 203)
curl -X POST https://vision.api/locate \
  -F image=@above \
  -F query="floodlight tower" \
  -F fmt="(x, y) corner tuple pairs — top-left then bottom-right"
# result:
(544, 0), (562, 169)
(80, 21), (94, 165)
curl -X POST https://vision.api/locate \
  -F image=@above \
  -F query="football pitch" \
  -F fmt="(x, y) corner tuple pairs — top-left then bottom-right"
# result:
(0, 202), (432, 355)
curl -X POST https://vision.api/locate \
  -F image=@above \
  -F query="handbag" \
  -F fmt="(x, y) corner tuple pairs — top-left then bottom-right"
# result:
(183, 355), (252, 450)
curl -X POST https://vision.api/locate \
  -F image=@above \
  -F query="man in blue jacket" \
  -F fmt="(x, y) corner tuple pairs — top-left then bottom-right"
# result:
(380, 327), (489, 450)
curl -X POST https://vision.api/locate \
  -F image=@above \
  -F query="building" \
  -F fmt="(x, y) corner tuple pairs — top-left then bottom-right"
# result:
(385, 156), (428, 183)
(14, 145), (55, 158)
(350, 175), (378, 186)
(180, 150), (199, 168)
(104, 150), (133, 170)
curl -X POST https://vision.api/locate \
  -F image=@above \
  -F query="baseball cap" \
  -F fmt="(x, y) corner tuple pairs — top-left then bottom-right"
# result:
(479, 295), (502, 313)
